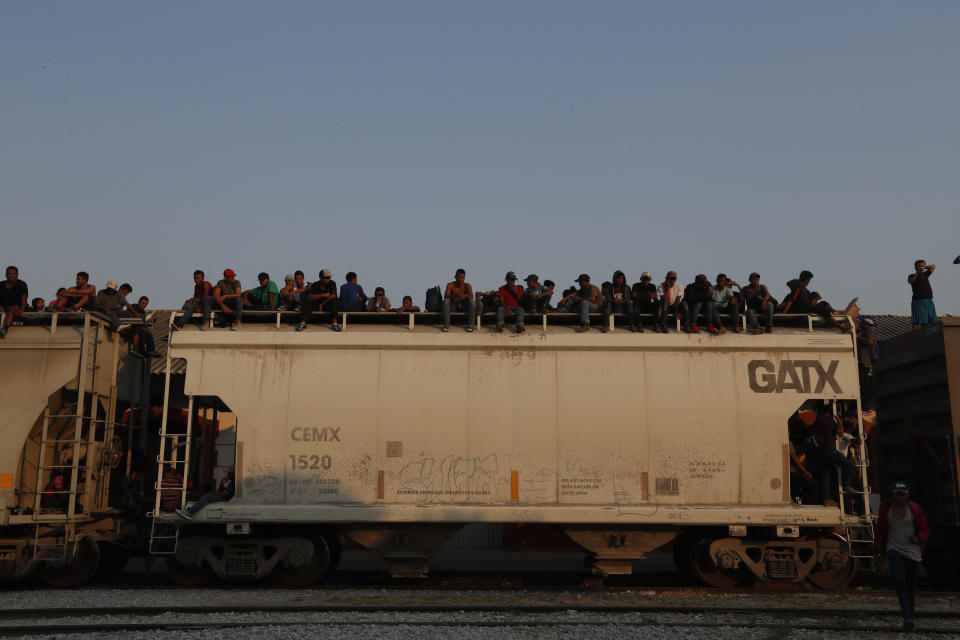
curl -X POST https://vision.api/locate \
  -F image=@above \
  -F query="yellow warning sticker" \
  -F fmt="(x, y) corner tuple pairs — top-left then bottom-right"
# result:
(0, 474), (13, 489)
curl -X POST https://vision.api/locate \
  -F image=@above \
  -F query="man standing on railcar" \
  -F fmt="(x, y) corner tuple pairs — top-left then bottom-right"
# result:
(0, 266), (28, 338)
(297, 269), (341, 332)
(908, 259), (937, 330)
(875, 481), (930, 631)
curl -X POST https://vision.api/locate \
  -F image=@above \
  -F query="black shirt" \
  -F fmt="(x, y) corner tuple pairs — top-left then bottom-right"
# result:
(910, 271), (933, 300)
(786, 279), (813, 313)
(632, 282), (657, 301)
(309, 280), (338, 297)
(0, 279), (28, 308)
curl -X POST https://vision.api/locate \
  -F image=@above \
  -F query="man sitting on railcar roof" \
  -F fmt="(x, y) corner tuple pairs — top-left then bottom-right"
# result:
(171, 270), (213, 331)
(206, 268), (243, 330)
(522, 274), (553, 314)
(0, 266), (28, 338)
(711, 273), (742, 333)
(396, 295), (420, 312)
(603, 269), (638, 332)
(367, 287), (391, 312)
(339, 272), (368, 313)
(243, 272), (280, 311)
(657, 271), (682, 333)
(93, 280), (131, 331)
(559, 274), (602, 333)
(54, 271), (96, 311)
(495, 271), (525, 333)
(742, 272), (774, 334)
(279, 270), (311, 312)
(779, 269), (814, 314)
(682, 274), (718, 335)
(632, 272), (658, 332)
(442, 268), (476, 332)
(297, 269), (341, 332)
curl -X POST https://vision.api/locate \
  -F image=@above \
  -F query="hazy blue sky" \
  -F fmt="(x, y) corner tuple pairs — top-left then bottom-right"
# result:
(2, 1), (958, 313)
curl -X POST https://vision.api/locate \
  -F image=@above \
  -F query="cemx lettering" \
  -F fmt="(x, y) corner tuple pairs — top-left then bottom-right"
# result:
(290, 427), (341, 442)
(747, 360), (842, 394)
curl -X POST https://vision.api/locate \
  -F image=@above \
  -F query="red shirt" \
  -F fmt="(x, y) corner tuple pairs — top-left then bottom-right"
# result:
(194, 281), (213, 300)
(498, 284), (523, 307)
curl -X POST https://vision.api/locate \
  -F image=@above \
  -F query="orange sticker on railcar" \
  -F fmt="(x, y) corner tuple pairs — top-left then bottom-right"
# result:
(0, 474), (13, 489)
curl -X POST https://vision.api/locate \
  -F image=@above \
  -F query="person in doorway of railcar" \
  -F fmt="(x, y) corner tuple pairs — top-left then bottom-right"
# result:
(176, 467), (235, 520)
(0, 266), (28, 338)
(875, 481), (930, 632)
(908, 259), (937, 330)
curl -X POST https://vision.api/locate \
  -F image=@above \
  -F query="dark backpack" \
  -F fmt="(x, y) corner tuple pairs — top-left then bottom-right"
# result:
(425, 286), (442, 312)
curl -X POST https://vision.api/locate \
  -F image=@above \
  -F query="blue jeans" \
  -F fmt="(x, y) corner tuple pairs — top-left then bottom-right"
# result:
(496, 305), (524, 326)
(563, 299), (599, 324)
(887, 549), (920, 620)
(185, 491), (226, 517)
(682, 300), (702, 331)
(746, 303), (775, 329)
(659, 300), (680, 331)
(442, 297), (476, 328)
(604, 300), (637, 328)
(178, 301), (202, 327)
(202, 295), (242, 325)
(712, 301), (740, 329)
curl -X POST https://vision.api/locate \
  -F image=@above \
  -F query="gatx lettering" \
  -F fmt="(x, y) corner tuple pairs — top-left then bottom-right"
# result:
(290, 427), (341, 442)
(747, 360), (842, 394)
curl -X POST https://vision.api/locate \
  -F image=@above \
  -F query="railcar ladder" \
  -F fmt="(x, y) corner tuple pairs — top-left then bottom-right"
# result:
(838, 403), (874, 560)
(29, 313), (120, 561)
(148, 319), (193, 555)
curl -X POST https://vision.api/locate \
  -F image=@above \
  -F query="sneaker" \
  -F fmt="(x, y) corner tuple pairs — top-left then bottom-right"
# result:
(630, 325), (638, 332)
(145, 311), (159, 323)
(516, 326), (525, 334)
(465, 326), (475, 332)
(296, 322), (307, 332)
(230, 323), (237, 331)
(576, 324), (589, 333)
(199, 323), (206, 331)
(600, 326), (608, 333)
(117, 324), (132, 333)
(733, 326), (742, 333)
(903, 619), (915, 631)
(0, 327), (6, 339)
(690, 326), (700, 334)
(496, 323), (504, 333)
(765, 326), (772, 334)
(278, 305), (288, 312)
(174, 508), (192, 520)
(331, 324), (342, 332)
(441, 326), (449, 332)
(707, 325), (719, 336)
(234, 321), (242, 330)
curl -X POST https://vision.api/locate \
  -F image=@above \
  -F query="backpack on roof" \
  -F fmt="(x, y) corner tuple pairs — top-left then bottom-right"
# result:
(425, 286), (443, 312)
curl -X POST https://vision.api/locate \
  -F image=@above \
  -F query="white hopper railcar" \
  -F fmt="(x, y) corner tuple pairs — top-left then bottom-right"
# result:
(154, 314), (872, 588)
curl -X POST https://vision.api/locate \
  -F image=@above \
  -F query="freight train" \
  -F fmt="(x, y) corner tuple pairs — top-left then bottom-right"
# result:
(1, 309), (875, 588)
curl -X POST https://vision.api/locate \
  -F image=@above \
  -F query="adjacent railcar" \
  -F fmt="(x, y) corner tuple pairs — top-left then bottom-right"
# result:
(156, 316), (871, 588)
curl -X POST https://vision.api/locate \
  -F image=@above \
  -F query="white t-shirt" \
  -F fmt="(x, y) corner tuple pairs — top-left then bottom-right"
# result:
(887, 507), (922, 562)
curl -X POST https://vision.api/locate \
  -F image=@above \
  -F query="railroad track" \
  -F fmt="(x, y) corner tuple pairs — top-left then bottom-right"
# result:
(1, 605), (959, 636)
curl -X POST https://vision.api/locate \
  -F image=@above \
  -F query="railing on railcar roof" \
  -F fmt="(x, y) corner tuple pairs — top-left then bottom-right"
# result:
(164, 308), (851, 333)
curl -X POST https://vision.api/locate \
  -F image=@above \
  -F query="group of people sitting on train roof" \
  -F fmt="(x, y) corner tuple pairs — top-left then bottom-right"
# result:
(157, 266), (850, 334)
(788, 401), (865, 512)
(0, 267), (160, 357)
(2, 264), (860, 337)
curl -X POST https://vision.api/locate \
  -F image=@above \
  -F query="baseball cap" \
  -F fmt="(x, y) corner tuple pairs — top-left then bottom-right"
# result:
(525, 274), (539, 283)
(893, 481), (910, 494)
(223, 269), (236, 277)
(577, 273), (590, 283)
(862, 317), (874, 326)
(106, 280), (118, 290)
(505, 271), (517, 280)
(319, 269), (332, 278)
(641, 271), (651, 279)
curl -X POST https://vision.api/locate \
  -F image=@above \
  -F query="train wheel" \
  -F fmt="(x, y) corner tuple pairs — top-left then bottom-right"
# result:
(325, 533), (341, 573)
(806, 553), (856, 590)
(275, 537), (331, 587)
(689, 538), (747, 588)
(40, 536), (100, 587)
(166, 555), (215, 586)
